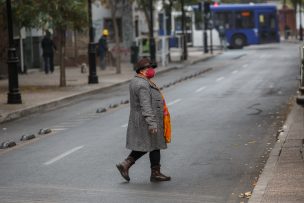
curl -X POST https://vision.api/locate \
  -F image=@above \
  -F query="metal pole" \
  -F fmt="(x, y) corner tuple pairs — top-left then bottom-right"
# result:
(300, 0), (303, 41)
(149, 0), (156, 63)
(6, 0), (22, 104)
(181, 0), (188, 60)
(203, 1), (209, 53)
(88, 0), (98, 84)
(210, 28), (213, 54)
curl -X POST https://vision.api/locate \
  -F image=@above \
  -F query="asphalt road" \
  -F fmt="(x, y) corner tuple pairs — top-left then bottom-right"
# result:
(0, 43), (299, 203)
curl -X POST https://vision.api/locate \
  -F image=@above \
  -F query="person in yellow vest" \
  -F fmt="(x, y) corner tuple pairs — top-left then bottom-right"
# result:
(98, 29), (109, 70)
(142, 39), (150, 54)
(116, 57), (171, 182)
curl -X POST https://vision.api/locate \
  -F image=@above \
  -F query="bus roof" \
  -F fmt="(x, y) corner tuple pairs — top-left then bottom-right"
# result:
(211, 3), (277, 11)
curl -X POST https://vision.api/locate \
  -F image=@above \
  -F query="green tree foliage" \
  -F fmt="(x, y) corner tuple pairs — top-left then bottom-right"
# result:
(8, 0), (88, 86)
(12, 0), (87, 30)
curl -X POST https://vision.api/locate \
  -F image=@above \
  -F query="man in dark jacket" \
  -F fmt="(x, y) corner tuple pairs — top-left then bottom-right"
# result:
(41, 30), (56, 74)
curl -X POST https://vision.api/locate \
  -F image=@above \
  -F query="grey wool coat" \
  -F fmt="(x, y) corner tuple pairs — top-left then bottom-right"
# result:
(126, 75), (167, 152)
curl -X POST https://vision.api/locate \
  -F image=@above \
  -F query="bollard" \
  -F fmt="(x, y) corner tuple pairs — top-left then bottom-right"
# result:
(296, 95), (304, 106)
(20, 134), (36, 141)
(1, 141), (16, 149)
(38, 128), (52, 135)
(96, 108), (107, 113)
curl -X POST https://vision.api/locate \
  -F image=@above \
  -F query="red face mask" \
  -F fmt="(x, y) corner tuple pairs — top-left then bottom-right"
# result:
(145, 68), (155, 79)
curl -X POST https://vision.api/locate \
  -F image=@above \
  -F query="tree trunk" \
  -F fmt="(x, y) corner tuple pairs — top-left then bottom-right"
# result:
(138, 0), (151, 35)
(109, 1), (121, 74)
(59, 29), (66, 87)
(74, 30), (78, 58)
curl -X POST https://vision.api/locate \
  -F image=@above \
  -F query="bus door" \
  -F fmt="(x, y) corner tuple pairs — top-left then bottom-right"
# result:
(257, 11), (278, 43)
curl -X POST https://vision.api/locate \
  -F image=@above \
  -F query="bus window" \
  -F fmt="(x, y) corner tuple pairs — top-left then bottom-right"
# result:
(214, 11), (233, 29)
(235, 11), (254, 29)
(270, 15), (276, 29)
(259, 14), (266, 28)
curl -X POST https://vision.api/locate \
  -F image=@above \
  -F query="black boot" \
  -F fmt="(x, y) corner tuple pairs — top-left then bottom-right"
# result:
(150, 165), (171, 182)
(116, 156), (135, 181)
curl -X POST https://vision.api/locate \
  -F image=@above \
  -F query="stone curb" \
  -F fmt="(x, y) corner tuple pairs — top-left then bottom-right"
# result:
(0, 53), (219, 124)
(248, 102), (297, 203)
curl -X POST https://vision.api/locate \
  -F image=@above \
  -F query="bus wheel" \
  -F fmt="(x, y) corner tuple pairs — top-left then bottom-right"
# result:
(231, 35), (246, 49)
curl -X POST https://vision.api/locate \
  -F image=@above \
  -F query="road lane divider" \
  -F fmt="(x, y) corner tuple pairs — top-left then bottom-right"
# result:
(0, 141), (17, 149)
(121, 124), (128, 128)
(260, 54), (267, 58)
(216, 77), (224, 82)
(242, 64), (248, 68)
(195, 86), (206, 93)
(232, 70), (239, 74)
(20, 134), (36, 141)
(44, 145), (84, 165)
(167, 99), (182, 106)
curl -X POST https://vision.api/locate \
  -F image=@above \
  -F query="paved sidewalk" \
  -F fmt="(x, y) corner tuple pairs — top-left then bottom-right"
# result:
(0, 50), (220, 124)
(249, 102), (304, 203)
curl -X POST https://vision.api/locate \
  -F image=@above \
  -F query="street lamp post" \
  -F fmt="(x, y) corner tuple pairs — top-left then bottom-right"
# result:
(6, 0), (22, 104)
(203, 1), (209, 53)
(88, 0), (99, 84)
(181, 0), (188, 60)
(149, 0), (156, 63)
(300, 0), (303, 41)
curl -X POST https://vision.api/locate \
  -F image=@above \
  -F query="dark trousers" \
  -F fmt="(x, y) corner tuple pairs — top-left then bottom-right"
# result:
(43, 54), (54, 74)
(129, 150), (160, 168)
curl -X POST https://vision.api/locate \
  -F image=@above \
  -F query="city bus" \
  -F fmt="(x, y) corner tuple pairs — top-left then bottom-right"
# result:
(211, 4), (280, 48)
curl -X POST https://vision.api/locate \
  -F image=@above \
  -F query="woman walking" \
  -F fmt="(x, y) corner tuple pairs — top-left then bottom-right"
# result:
(116, 57), (171, 182)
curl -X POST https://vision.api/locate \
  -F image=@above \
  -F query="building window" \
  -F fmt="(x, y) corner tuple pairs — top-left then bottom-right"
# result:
(174, 15), (192, 31)
(103, 18), (123, 42)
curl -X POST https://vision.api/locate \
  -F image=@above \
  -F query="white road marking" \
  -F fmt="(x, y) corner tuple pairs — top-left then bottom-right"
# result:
(51, 128), (67, 131)
(121, 124), (128, 128)
(232, 70), (239, 74)
(260, 54), (268, 59)
(216, 77), (224, 82)
(167, 99), (182, 106)
(44, 146), (84, 165)
(242, 64), (248, 68)
(79, 117), (92, 120)
(195, 86), (206, 93)
(58, 122), (80, 127)
(61, 123), (79, 128)
(52, 126), (68, 129)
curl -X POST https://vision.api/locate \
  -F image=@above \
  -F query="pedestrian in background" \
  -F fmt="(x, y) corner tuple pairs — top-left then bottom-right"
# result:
(41, 30), (56, 74)
(217, 25), (226, 50)
(98, 29), (109, 70)
(116, 57), (171, 182)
